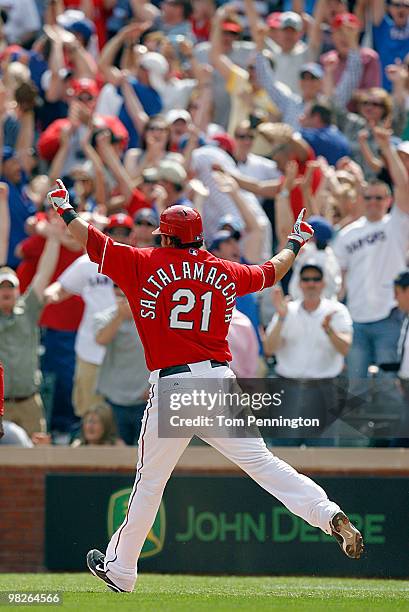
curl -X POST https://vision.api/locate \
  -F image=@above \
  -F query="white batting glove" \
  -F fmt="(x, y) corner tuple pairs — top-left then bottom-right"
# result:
(47, 179), (73, 216)
(287, 208), (314, 247)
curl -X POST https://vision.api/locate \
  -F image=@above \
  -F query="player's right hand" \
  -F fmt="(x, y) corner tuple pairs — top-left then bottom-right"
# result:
(287, 208), (314, 247)
(47, 179), (73, 216)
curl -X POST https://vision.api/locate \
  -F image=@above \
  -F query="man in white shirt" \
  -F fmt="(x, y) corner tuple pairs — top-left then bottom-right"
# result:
(43, 215), (134, 415)
(289, 217), (341, 301)
(45, 255), (115, 417)
(264, 263), (352, 441)
(333, 130), (409, 381)
(233, 121), (281, 201)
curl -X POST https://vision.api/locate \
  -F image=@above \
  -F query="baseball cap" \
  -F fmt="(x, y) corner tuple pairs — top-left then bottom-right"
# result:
(0, 44), (28, 63)
(308, 216), (333, 243)
(394, 269), (409, 288)
(218, 214), (244, 236)
(134, 207), (158, 226)
(280, 11), (303, 31)
(70, 78), (99, 98)
(57, 9), (85, 28)
(71, 160), (94, 180)
(0, 270), (19, 287)
(106, 213), (133, 231)
(300, 62), (324, 79)
(221, 20), (243, 34)
(397, 141), (409, 156)
(267, 12), (282, 29)
(165, 109), (191, 125)
(139, 52), (169, 92)
(210, 133), (236, 156)
(331, 13), (361, 30)
(158, 159), (187, 186)
(209, 230), (238, 252)
(299, 263), (324, 278)
(66, 18), (95, 44)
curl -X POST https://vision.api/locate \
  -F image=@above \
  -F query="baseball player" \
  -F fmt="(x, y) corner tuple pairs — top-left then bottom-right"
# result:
(47, 180), (363, 593)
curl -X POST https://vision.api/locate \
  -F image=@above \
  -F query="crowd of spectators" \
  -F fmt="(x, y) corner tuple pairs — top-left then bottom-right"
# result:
(1, 0), (409, 447)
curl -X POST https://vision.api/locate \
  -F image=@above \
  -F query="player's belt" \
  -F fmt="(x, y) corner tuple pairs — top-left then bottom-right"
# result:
(159, 360), (229, 378)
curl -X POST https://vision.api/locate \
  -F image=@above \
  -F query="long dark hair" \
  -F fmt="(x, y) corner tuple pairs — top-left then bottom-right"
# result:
(140, 114), (171, 151)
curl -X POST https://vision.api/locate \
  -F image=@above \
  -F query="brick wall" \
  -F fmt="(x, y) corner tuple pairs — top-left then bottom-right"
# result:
(0, 466), (133, 572)
(2, 447), (409, 572)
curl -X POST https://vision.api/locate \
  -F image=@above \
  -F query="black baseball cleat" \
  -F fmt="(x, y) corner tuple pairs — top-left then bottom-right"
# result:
(86, 549), (127, 592)
(330, 512), (364, 559)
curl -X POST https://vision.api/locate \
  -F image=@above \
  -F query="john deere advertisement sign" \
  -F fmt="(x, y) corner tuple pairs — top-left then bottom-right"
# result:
(107, 488), (166, 559)
(46, 474), (408, 577)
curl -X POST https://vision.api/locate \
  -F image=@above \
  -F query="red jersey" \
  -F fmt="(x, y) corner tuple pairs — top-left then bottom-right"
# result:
(87, 225), (275, 371)
(288, 148), (323, 220)
(16, 233), (84, 332)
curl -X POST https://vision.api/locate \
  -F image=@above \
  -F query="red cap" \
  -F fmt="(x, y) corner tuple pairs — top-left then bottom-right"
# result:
(106, 213), (133, 231)
(0, 44), (28, 62)
(211, 133), (236, 156)
(331, 13), (361, 30)
(70, 78), (99, 97)
(152, 205), (203, 244)
(267, 12), (282, 29)
(222, 20), (243, 34)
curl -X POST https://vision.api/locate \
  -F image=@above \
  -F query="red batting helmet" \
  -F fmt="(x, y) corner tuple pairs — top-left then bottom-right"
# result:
(152, 205), (203, 244)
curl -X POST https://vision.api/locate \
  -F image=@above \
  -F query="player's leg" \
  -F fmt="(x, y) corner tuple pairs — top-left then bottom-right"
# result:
(102, 382), (191, 592)
(202, 434), (363, 558)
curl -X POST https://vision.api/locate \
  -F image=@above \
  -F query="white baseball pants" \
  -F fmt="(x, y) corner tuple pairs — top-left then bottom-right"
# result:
(104, 361), (340, 592)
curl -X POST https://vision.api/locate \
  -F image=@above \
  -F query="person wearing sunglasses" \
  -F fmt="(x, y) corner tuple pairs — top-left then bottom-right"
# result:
(333, 133), (409, 390)
(332, 84), (405, 179)
(132, 208), (158, 248)
(372, 0), (409, 92)
(264, 263), (352, 444)
(233, 120), (280, 194)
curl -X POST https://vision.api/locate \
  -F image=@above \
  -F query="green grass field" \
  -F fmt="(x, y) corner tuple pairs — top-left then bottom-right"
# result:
(0, 574), (408, 611)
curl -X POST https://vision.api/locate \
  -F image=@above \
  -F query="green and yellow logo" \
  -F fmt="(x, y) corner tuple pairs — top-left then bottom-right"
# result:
(107, 487), (166, 559)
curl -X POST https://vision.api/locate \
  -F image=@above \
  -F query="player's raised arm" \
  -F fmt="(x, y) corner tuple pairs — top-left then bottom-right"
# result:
(270, 209), (314, 283)
(47, 180), (90, 248)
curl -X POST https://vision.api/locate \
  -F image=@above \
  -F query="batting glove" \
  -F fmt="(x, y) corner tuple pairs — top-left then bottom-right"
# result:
(287, 208), (314, 247)
(47, 179), (72, 216)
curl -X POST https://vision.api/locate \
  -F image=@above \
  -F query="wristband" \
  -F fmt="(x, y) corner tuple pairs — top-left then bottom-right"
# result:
(61, 209), (78, 226)
(285, 238), (302, 256)
(278, 315), (286, 322)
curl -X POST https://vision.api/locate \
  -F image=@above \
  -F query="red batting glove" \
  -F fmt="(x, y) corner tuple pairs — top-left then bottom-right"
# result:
(287, 208), (314, 247)
(47, 179), (73, 216)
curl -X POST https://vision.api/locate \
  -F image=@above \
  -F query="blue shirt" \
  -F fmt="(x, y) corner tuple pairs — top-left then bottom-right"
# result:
(373, 15), (409, 91)
(301, 126), (351, 166)
(3, 175), (35, 269)
(118, 78), (162, 149)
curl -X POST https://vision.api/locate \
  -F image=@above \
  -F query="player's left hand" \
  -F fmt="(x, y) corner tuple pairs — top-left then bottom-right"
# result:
(47, 179), (73, 216)
(287, 208), (314, 247)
